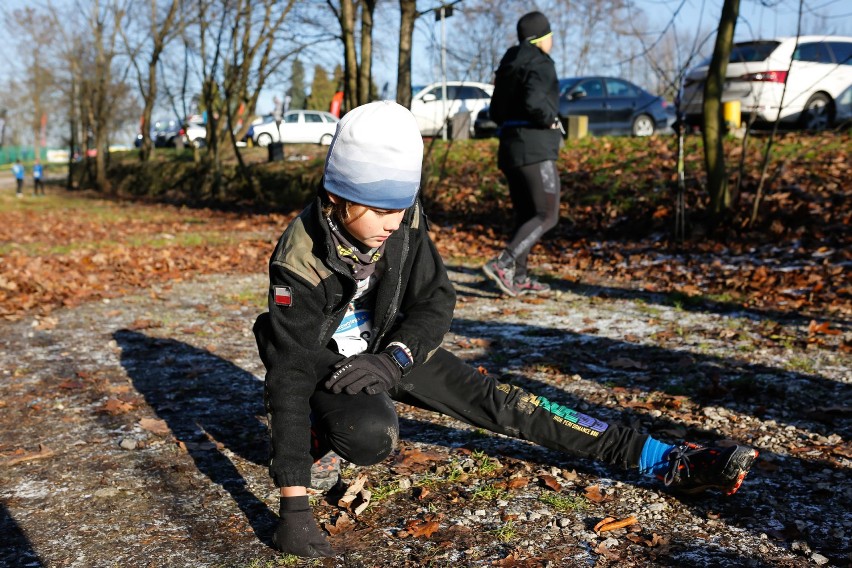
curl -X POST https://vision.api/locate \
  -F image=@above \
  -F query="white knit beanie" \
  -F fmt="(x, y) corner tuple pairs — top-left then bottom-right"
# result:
(323, 101), (423, 210)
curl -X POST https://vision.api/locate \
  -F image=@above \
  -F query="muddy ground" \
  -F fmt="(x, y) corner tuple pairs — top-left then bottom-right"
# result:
(1, 262), (849, 567)
(0, 168), (850, 567)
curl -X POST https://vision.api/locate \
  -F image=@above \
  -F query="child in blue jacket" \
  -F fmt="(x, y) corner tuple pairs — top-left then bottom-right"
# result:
(33, 159), (44, 196)
(12, 159), (25, 197)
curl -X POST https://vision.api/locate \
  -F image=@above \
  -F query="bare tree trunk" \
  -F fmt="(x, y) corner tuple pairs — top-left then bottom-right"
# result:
(67, 72), (78, 189)
(702, 0), (739, 223)
(139, 57), (158, 162)
(132, 0), (181, 163)
(357, 0), (376, 106)
(333, 0), (359, 112)
(396, 0), (416, 108)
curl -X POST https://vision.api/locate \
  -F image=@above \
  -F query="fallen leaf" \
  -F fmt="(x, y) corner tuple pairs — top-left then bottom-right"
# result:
(34, 316), (58, 330)
(593, 517), (616, 532)
(539, 475), (562, 492)
(337, 475), (368, 508)
(2, 444), (54, 466)
(127, 318), (161, 330)
(138, 418), (170, 436)
(593, 542), (621, 561)
(507, 477), (530, 489)
(584, 485), (610, 503)
(626, 532), (667, 547)
(323, 512), (354, 535)
(596, 515), (639, 533)
(403, 518), (440, 538)
(98, 398), (134, 415)
(808, 320), (841, 335)
(395, 448), (444, 466)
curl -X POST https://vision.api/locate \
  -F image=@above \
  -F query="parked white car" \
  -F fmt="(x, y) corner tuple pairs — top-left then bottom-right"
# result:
(183, 122), (207, 147)
(251, 110), (339, 147)
(680, 35), (852, 129)
(410, 81), (494, 136)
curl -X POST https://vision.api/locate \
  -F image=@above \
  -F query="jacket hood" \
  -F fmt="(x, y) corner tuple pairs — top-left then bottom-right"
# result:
(496, 42), (548, 77)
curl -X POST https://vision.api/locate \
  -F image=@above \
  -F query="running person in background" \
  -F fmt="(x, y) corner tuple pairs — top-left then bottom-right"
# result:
(483, 11), (564, 297)
(253, 101), (759, 558)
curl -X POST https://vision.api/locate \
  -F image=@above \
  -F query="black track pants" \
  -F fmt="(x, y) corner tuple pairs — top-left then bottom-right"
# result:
(309, 348), (647, 470)
(502, 160), (560, 279)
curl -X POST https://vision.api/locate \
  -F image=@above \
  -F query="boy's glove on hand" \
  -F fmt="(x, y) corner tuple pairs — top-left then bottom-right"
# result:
(326, 352), (402, 395)
(274, 496), (336, 558)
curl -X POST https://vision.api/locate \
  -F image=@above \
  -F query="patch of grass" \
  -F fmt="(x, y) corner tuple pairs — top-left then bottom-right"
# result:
(371, 481), (406, 502)
(538, 492), (586, 512)
(634, 301), (662, 318)
(242, 556), (312, 567)
(225, 289), (266, 307)
(490, 520), (517, 543)
(786, 356), (816, 374)
(125, 231), (233, 248)
(472, 483), (507, 501)
(702, 291), (739, 304)
(446, 460), (465, 483)
(471, 450), (500, 476)
(664, 291), (705, 310)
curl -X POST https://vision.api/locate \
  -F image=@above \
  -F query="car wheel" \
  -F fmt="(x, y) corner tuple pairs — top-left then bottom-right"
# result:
(256, 132), (273, 147)
(800, 93), (834, 131)
(319, 133), (333, 146)
(632, 114), (655, 137)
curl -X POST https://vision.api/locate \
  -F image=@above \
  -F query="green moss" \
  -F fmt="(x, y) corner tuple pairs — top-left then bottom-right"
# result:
(538, 492), (585, 512)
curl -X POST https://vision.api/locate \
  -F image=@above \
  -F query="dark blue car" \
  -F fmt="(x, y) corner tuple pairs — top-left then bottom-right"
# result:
(558, 76), (671, 136)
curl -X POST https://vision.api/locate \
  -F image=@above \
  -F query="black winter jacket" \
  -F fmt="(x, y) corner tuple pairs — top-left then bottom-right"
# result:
(253, 193), (456, 487)
(490, 41), (562, 170)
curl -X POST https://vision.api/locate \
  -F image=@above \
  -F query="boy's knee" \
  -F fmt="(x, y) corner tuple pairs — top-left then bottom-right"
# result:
(328, 411), (399, 466)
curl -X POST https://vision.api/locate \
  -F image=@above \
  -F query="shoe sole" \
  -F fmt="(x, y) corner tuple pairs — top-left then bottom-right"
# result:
(518, 286), (551, 296)
(310, 455), (341, 491)
(482, 263), (518, 297)
(723, 448), (759, 495)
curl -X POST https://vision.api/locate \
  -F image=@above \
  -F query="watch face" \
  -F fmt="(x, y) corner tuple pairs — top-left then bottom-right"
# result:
(391, 347), (412, 368)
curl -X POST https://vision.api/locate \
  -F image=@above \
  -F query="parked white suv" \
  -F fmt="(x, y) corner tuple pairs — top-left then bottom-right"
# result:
(680, 35), (852, 129)
(410, 81), (494, 137)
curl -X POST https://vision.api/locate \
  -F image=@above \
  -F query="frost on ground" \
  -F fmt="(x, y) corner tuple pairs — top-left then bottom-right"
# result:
(1, 267), (849, 568)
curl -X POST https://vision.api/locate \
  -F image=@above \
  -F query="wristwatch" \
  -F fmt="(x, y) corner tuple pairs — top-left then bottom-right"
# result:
(386, 343), (414, 372)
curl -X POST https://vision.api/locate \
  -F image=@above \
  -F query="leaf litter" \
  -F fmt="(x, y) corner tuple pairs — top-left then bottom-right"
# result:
(0, 155), (850, 566)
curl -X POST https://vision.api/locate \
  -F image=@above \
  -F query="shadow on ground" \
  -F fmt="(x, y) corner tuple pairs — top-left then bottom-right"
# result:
(113, 329), (276, 548)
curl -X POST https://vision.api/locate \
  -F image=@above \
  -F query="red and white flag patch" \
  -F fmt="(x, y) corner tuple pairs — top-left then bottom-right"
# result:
(273, 286), (293, 307)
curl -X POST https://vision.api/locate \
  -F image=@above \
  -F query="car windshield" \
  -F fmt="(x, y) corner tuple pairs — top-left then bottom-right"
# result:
(699, 41), (780, 66)
(558, 78), (580, 96)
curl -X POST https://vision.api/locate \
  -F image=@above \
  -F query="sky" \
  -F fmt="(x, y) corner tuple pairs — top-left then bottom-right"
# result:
(2, 0), (851, 123)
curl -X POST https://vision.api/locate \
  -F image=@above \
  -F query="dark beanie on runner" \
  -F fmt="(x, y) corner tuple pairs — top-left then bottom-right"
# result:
(517, 11), (551, 43)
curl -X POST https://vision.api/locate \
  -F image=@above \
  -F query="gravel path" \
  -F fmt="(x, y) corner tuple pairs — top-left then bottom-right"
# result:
(1, 264), (849, 567)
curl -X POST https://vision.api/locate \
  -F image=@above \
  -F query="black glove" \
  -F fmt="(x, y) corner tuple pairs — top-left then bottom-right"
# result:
(273, 496), (336, 558)
(325, 352), (402, 395)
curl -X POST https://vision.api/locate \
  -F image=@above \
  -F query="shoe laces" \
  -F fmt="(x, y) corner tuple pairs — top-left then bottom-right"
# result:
(663, 444), (701, 486)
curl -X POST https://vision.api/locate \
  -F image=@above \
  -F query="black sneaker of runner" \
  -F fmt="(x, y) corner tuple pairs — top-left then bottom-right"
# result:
(514, 276), (551, 295)
(482, 258), (520, 297)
